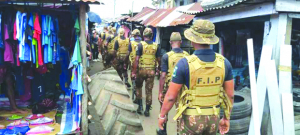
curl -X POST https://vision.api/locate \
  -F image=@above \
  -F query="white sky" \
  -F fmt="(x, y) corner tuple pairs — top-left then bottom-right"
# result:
(90, 0), (155, 19)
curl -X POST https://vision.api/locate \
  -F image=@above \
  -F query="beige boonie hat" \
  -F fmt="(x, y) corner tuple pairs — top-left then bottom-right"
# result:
(170, 32), (182, 41)
(111, 27), (116, 33)
(143, 28), (153, 37)
(132, 29), (141, 36)
(184, 20), (219, 44)
(119, 28), (125, 35)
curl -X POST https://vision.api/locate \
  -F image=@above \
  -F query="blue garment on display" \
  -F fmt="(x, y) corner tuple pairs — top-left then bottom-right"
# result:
(0, 13), (3, 48)
(28, 13), (35, 64)
(55, 19), (60, 62)
(151, 27), (156, 42)
(48, 16), (53, 63)
(59, 47), (71, 96)
(42, 15), (48, 64)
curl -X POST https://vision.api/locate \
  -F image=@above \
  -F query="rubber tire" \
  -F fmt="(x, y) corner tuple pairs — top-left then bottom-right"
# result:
(220, 92), (252, 120)
(227, 116), (250, 134)
(228, 132), (248, 135)
(89, 69), (144, 135)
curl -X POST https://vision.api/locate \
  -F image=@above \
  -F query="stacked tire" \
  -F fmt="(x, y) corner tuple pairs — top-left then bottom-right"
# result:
(220, 92), (252, 135)
(293, 89), (300, 116)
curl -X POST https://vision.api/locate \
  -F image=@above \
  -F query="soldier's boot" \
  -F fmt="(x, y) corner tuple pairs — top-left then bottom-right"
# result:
(125, 77), (131, 88)
(133, 98), (138, 104)
(144, 105), (151, 117)
(137, 99), (143, 114)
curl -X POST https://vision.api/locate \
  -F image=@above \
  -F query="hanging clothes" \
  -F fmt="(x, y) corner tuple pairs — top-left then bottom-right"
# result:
(27, 13), (35, 64)
(54, 18), (60, 62)
(42, 15), (48, 64)
(4, 24), (14, 64)
(33, 13), (43, 66)
(47, 16), (53, 63)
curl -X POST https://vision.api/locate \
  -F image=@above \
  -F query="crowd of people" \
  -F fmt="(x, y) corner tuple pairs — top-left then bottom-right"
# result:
(93, 19), (234, 135)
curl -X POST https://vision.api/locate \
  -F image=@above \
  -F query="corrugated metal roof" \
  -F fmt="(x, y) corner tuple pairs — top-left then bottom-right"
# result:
(128, 7), (156, 22)
(179, 0), (247, 14)
(0, 0), (100, 4)
(142, 8), (175, 27)
(156, 3), (200, 27)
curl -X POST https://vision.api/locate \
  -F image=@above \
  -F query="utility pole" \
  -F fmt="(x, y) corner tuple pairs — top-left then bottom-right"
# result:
(131, 0), (134, 31)
(114, 0), (116, 18)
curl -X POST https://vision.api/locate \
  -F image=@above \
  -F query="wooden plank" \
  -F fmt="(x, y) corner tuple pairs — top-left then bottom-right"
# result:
(246, 39), (261, 135)
(273, 13), (288, 69)
(279, 45), (292, 93)
(265, 60), (284, 135)
(248, 45), (273, 135)
(288, 13), (300, 19)
(276, 1), (300, 12)
(195, 2), (276, 23)
(281, 93), (295, 135)
(79, 4), (88, 135)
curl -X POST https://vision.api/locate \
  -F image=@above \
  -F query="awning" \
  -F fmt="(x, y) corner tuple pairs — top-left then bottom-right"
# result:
(128, 7), (156, 22)
(156, 3), (202, 27)
(141, 3), (201, 27)
(178, 0), (247, 15)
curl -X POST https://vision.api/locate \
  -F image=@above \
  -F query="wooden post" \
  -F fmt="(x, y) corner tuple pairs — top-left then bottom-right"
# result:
(79, 4), (88, 135)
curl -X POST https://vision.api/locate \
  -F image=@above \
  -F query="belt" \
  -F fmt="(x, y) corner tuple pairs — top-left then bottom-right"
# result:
(183, 107), (220, 116)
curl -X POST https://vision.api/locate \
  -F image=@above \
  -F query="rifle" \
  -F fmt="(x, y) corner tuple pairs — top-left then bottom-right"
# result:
(132, 79), (136, 101)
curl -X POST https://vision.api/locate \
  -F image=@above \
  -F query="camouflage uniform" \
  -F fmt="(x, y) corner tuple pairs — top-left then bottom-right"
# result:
(159, 32), (189, 134)
(104, 27), (117, 68)
(114, 28), (131, 87)
(169, 20), (233, 135)
(135, 28), (161, 116)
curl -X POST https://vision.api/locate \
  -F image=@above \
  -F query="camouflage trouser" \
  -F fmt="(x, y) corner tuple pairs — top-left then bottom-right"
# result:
(104, 52), (114, 68)
(136, 68), (155, 105)
(113, 56), (128, 80)
(178, 114), (220, 135)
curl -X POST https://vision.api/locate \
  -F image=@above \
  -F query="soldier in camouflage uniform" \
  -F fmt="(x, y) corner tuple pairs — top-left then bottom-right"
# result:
(104, 27), (117, 68)
(99, 26), (109, 62)
(158, 32), (189, 134)
(158, 20), (234, 135)
(132, 28), (161, 117)
(113, 28), (131, 87)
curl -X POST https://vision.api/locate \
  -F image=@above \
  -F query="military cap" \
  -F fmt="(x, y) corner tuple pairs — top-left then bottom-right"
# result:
(143, 28), (153, 37)
(170, 32), (182, 41)
(132, 29), (141, 36)
(119, 28), (125, 35)
(184, 19), (219, 44)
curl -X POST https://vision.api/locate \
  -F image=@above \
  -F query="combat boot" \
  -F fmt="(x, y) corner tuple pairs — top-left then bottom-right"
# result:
(144, 105), (151, 117)
(125, 77), (131, 88)
(137, 99), (143, 114)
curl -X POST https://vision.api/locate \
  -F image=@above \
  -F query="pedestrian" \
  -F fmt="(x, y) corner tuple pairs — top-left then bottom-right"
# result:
(132, 28), (161, 116)
(158, 32), (189, 134)
(113, 28), (131, 88)
(158, 20), (234, 135)
(104, 27), (117, 68)
(92, 30), (99, 61)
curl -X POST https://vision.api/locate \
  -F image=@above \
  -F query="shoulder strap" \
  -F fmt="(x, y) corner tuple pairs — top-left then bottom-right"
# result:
(215, 53), (225, 68)
(185, 54), (201, 71)
(183, 51), (189, 55)
(166, 51), (175, 57)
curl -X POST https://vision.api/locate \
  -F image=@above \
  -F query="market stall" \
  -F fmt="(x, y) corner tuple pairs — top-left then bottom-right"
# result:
(0, 0), (98, 134)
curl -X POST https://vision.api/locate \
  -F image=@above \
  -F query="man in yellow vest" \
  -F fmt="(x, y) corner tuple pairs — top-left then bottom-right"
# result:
(127, 29), (141, 71)
(104, 27), (117, 68)
(158, 20), (234, 135)
(132, 28), (161, 116)
(125, 29), (141, 104)
(158, 32), (189, 134)
(113, 28), (131, 88)
(99, 26), (109, 62)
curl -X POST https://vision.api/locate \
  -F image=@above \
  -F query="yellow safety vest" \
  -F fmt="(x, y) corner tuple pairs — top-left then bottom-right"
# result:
(165, 50), (189, 85)
(129, 41), (140, 65)
(117, 37), (130, 57)
(139, 41), (158, 69)
(173, 53), (232, 120)
(108, 35), (118, 53)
